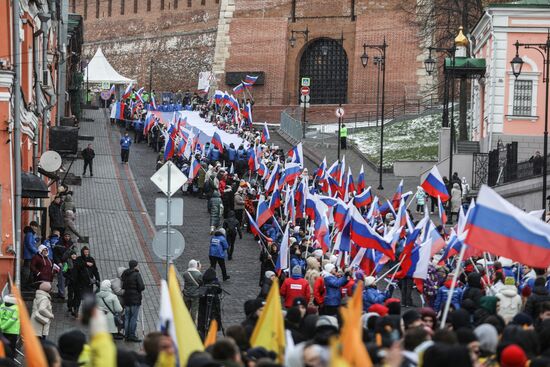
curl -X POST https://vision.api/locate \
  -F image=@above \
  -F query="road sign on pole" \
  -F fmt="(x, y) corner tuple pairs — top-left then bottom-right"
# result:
(155, 198), (184, 226)
(150, 161), (188, 197)
(152, 228), (185, 261)
(336, 107), (345, 118)
(301, 77), (311, 87)
(300, 95), (310, 103)
(300, 86), (310, 96)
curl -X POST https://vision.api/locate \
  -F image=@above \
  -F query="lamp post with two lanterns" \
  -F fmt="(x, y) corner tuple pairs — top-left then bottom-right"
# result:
(510, 32), (550, 214)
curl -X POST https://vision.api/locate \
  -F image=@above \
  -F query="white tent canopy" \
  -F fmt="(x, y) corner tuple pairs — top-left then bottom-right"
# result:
(83, 47), (136, 85)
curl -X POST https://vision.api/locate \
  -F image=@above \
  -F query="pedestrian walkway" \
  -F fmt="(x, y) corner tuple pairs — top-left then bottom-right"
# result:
(126, 123), (264, 327)
(48, 108), (161, 345)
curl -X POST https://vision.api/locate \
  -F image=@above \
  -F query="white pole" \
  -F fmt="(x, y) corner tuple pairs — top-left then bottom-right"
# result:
(440, 245), (466, 328)
(166, 162), (172, 280)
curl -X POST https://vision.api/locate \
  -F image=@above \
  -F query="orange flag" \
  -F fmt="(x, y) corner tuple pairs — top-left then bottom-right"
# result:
(11, 284), (48, 367)
(339, 282), (372, 367)
(204, 319), (218, 348)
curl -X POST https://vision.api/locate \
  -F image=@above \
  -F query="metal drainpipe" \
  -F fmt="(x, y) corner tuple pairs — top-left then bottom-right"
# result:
(42, 22), (49, 153)
(12, 0), (23, 287)
(33, 33), (41, 173)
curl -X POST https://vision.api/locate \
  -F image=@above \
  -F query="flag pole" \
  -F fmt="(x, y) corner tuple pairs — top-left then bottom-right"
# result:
(440, 245), (466, 328)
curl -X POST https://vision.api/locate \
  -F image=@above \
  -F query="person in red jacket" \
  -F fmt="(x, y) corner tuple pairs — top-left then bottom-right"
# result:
(30, 244), (55, 284)
(313, 273), (326, 310)
(280, 265), (310, 309)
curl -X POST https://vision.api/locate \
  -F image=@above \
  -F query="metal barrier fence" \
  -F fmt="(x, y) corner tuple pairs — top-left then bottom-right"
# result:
(280, 109), (304, 141)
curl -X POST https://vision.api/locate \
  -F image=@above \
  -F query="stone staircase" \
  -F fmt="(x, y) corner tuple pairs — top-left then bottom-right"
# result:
(457, 140), (480, 154)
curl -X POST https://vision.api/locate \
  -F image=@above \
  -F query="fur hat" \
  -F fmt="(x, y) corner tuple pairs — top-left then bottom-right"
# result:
(324, 263), (335, 273)
(364, 276), (376, 287)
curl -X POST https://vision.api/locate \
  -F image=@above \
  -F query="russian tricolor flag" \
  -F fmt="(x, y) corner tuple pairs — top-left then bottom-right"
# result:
(115, 102), (125, 120)
(465, 185), (550, 268)
(122, 83), (133, 99)
(261, 122), (270, 143)
(438, 196), (447, 225)
(233, 83), (245, 95)
(283, 163), (302, 185)
(109, 84), (116, 95)
(391, 179), (404, 210)
(349, 206), (395, 260)
(150, 95), (157, 110)
(357, 164), (366, 194)
(246, 210), (268, 240)
(353, 186), (373, 208)
(244, 75), (259, 84)
(275, 224), (290, 274)
(211, 131), (224, 153)
(189, 156), (201, 180)
(256, 197), (273, 228)
(421, 165), (450, 202)
(269, 185), (282, 210)
(287, 143), (304, 168)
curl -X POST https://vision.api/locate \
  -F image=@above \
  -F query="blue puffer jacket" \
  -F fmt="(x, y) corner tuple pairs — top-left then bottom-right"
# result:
(209, 147), (221, 162)
(434, 282), (464, 312)
(324, 275), (349, 307)
(290, 256), (306, 275)
(209, 235), (229, 259)
(237, 148), (247, 161)
(42, 235), (59, 261)
(23, 227), (39, 261)
(133, 120), (144, 131)
(363, 286), (388, 311)
(120, 136), (132, 150)
(228, 147), (237, 161)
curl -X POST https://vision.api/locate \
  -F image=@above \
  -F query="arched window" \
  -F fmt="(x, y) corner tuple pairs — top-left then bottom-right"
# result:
(299, 38), (348, 104)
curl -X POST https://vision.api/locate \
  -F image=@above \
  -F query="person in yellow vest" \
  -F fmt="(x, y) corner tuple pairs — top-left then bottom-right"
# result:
(340, 123), (348, 150)
(0, 295), (20, 356)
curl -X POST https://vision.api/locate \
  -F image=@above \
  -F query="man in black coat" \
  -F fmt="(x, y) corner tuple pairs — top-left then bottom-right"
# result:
(48, 196), (65, 233)
(81, 143), (96, 176)
(121, 259), (145, 342)
(74, 246), (100, 311)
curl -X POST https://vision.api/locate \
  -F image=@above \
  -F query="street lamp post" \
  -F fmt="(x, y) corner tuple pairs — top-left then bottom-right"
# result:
(424, 46), (457, 180)
(289, 27), (310, 139)
(86, 58), (90, 105)
(361, 37), (388, 190)
(374, 56), (382, 128)
(510, 33), (550, 214)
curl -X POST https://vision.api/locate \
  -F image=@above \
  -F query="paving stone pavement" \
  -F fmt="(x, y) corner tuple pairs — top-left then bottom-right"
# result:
(48, 108), (161, 350)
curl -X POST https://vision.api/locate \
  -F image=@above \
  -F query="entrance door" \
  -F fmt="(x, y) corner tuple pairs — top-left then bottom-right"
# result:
(299, 38), (348, 104)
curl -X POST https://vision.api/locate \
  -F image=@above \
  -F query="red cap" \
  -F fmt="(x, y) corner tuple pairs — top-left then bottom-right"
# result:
(500, 345), (527, 367)
(384, 298), (401, 306)
(368, 304), (389, 317)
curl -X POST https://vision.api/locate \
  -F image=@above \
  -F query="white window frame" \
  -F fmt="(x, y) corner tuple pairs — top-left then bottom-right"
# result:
(507, 55), (540, 121)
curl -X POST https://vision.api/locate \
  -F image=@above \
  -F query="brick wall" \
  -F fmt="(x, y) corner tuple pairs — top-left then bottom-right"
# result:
(77, 0), (220, 91)
(76, 0), (425, 109)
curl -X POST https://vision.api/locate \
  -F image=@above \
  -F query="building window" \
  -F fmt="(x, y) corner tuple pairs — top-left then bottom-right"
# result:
(134, 0), (137, 12)
(187, 0), (191, 6)
(120, 0), (124, 14)
(201, 0), (205, 4)
(72, 0), (76, 13)
(84, 0), (88, 19)
(96, 0), (100, 18)
(147, 0), (151, 10)
(513, 80), (533, 116)
(161, 0), (164, 10)
(174, 0), (178, 8)
(108, 0), (112, 16)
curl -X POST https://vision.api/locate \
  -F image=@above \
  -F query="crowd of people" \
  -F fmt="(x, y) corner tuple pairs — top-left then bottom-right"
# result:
(1, 87), (550, 367)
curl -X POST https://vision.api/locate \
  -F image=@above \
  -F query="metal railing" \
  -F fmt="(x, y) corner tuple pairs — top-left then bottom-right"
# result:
(280, 109), (304, 141)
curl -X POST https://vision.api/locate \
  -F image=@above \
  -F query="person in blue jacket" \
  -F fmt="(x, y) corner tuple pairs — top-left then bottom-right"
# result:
(23, 221), (40, 289)
(289, 246), (306, 276)
(209, 228), (230, 281)
(227, 143), (237, 167)
(133, 118), (144, 143)
(323, 263), (350, 316)
(362, 275), (392, 311)
(209, 146), (221, 163)
(120, 132), (132, 163)
(434, 274), (464, 313)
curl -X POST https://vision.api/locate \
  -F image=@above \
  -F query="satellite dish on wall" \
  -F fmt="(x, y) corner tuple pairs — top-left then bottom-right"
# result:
(39, 150), (62, 172)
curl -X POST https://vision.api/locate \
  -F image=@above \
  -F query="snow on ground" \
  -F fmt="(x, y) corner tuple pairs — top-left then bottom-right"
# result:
(350, 114), (441, 168)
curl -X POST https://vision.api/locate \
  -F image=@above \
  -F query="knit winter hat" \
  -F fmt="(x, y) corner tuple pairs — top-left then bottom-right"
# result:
(368, 303), (389, 317)
(474, 324), (498, 354)
(264, 270), (275, 279)
(385, 298), (401, 315)
(505, 277), (516, 286)
(324, 263), (335, 273)
(512, 312), (533, 327)
(39, 282), (52, 292)
(292, 265), (302, 276)
(500, 344), (528, 367)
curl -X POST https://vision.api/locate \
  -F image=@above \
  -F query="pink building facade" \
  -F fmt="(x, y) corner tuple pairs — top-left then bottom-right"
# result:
(471, 1), (548, 160)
